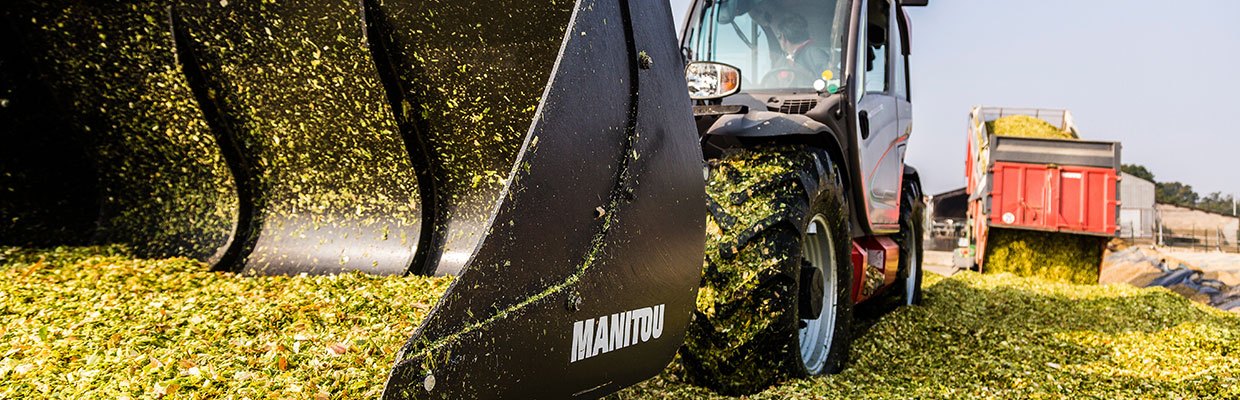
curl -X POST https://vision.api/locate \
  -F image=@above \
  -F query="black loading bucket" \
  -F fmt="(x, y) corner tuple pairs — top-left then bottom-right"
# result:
(1, 0), (703, 398)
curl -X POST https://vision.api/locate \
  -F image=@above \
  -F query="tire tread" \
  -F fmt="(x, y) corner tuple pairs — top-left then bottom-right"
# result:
(683, 146), (853, 395)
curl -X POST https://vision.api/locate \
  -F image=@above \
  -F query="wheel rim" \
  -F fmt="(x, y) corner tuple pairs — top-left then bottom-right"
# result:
(904, 231), (919, 305)
(798, 214), (837, 374)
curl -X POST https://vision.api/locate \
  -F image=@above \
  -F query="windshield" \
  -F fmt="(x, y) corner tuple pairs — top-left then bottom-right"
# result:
(685, 0), (850, 92)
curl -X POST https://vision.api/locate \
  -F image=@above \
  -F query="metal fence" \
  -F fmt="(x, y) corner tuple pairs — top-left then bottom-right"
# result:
(1121, 221), (1240, 253)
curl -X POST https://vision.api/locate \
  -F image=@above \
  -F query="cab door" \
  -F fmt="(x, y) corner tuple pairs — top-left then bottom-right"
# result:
(893, 4), (914, 195)
(854, 0), (903, 232)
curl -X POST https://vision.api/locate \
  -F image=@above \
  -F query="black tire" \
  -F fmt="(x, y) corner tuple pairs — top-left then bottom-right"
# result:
(894, 179), (925, 305)
(682, 146), (854, 395)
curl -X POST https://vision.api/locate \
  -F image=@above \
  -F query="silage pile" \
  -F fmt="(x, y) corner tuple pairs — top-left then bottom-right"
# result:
(983, 228), (1104, 285)
(616, 272), (1240, 399)
(0, 246), (451, 398)
(986, 115), (1077, 140)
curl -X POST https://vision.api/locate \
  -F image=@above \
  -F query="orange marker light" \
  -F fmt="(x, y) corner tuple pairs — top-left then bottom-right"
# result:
(720, 69), (739, 93)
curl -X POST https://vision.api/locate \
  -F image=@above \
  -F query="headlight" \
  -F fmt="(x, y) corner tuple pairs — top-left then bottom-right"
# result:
(685, 62), (741, 100)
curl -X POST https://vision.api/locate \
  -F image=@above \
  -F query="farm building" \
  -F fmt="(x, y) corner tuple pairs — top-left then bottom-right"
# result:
(927, 187), (968, 250)
(1119, 172), (1155, 238)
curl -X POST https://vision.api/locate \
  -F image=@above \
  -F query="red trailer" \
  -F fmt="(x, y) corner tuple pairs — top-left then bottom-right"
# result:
(958, 107), (1121, 270)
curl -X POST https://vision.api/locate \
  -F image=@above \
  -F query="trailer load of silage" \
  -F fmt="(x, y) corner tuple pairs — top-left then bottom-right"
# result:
(0, 246), (451, 398)
(987, 115), (1077, 140)
(983, 228), (1104, 285)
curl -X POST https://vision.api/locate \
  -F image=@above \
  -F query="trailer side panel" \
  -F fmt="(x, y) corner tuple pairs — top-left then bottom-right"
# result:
(989, 161), (1118, 237)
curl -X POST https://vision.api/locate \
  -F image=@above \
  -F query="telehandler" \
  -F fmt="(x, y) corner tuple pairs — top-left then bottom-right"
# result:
(0, 0), (926, 397)
(679, 0), (927, 393)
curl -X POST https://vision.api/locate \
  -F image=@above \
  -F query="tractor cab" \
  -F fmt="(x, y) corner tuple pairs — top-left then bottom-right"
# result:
(684, 0), (849, 94)
(683, 0), (924, 236)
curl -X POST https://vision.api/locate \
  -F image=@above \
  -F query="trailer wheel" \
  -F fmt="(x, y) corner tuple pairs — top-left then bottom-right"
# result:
(895, 180), (925, 305)
(683, 147), (854, 395)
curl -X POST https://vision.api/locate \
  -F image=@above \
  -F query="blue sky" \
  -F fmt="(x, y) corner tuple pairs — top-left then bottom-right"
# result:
(671, 0), (1240, 196)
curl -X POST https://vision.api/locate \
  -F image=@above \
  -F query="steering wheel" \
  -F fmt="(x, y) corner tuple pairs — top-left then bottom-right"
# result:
(759, 67), (807, 88)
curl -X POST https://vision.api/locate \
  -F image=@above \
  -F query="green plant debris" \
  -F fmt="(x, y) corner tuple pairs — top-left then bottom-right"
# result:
(987, 115), (1077, 140)
(984, 229), (1103, 284)
(0, 246), (451, 398)
(615, 272), (1240, 399)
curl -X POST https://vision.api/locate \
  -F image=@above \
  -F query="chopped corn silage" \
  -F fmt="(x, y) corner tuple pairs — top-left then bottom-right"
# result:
(987, 115), (1077, 140)
(984, 229), (1105, 285)
(615, 272), (1240, 399)
(0, 246), (451, 398)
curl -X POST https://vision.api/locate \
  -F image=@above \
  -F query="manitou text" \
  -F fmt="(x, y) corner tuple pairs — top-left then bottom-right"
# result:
(570, 304), (666, 363)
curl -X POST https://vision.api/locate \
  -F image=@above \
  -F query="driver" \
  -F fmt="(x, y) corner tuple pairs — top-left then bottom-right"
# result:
(772, 15), (829, 86)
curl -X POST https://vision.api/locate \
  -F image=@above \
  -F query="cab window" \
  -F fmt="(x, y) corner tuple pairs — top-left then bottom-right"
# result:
(892, 8), (909, 99)
(863, 0), (890, 93)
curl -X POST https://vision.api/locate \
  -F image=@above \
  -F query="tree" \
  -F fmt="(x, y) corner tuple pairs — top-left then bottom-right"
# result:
(1155, 181), (1198, 207)
(1121, 164), (1155, 182)
(1122, 164), (1233, 215)
(1197, 192), (1236, 216)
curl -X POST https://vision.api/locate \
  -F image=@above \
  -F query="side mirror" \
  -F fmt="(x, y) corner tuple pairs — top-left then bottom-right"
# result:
(685, 61), (742, 100)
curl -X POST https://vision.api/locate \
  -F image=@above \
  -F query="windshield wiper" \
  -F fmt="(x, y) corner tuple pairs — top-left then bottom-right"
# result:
(729, 21), (758, 50)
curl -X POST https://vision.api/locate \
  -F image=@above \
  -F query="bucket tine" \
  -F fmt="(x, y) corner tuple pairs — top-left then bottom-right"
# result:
(172, 0), (424, 275)
(3, 1), (425, 275)
(362, 0), (580, 277)
(1, 2), (240, 262)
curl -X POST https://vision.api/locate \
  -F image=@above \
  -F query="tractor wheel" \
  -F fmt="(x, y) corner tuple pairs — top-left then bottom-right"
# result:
(682, 146), (854, 395)
(895, 180), (925, 305)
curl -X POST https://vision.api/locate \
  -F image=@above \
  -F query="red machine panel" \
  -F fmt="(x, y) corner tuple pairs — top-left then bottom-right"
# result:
(849, 237), (899, 304)
(989, 161), (1118, 236)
